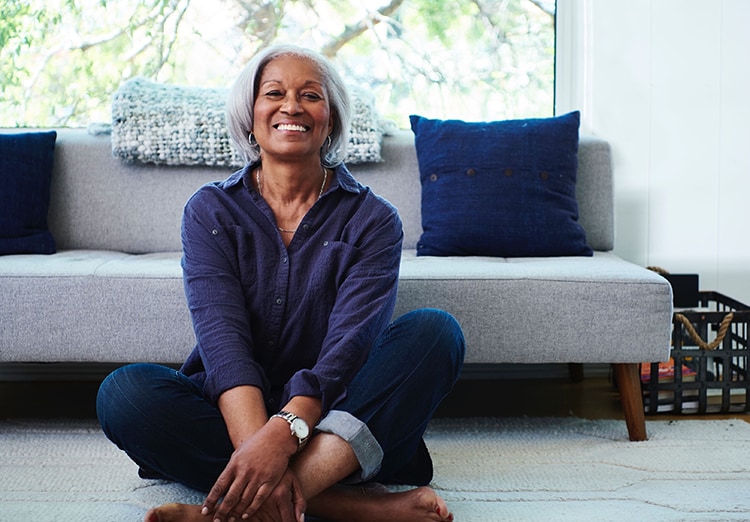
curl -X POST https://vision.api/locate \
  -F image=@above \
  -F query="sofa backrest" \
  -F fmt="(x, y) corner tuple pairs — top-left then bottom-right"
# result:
(48, 129), (225, 253)
(44, 128), (613, 253)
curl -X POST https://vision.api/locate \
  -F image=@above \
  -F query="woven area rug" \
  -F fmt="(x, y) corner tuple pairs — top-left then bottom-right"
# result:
(2, 416), (750, 521)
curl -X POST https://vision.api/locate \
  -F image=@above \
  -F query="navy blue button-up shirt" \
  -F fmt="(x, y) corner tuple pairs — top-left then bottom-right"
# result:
(179, 163), (403, 417)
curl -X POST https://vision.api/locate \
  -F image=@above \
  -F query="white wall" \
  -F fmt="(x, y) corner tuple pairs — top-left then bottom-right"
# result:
(558, 0), (750, 305)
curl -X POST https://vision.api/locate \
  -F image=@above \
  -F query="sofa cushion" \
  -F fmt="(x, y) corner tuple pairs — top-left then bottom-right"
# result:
(0, 250), (194, 363)
(410, 112), (592, 258)
(0, 131), (57, 255)
(396, 250), (673, 364)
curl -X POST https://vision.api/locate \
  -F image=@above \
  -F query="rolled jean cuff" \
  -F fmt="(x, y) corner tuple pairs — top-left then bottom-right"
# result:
(315, 410), (383, 483)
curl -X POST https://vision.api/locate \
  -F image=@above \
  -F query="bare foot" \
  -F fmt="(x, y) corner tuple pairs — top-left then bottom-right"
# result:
(143, 485), (452, 522)
(143, 502), (204, 522)
(308, 485), (453, 522)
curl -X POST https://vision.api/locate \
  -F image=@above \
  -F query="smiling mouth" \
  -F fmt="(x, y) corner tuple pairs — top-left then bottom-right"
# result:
(274, 123), (310, 132)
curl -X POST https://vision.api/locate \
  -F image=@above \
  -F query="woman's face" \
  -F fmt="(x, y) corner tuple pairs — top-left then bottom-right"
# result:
(252, 54), (333, 163)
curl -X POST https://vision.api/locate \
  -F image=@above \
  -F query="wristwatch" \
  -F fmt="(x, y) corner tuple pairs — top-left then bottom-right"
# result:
(272, 410), (310, 451)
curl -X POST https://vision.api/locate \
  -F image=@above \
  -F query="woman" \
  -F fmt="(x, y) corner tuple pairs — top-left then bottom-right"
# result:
(97, 44), (464, 522)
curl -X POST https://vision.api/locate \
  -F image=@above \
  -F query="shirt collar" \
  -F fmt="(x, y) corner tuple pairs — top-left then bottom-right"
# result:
(221, 162), (363, 195)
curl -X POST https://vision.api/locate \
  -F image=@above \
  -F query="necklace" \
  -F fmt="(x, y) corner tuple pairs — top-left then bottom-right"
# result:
(256, 166), (328, 234)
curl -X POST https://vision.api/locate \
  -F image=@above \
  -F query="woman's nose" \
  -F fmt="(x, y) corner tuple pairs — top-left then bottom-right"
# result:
(281, 96), (302, 114)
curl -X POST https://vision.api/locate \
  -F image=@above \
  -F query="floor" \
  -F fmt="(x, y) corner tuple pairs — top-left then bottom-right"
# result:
(0, 363), (746, 423)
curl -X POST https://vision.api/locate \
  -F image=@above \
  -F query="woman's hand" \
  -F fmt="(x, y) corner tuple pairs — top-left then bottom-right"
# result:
(201, 422), (296, 521)
(244, 468), (306, 522)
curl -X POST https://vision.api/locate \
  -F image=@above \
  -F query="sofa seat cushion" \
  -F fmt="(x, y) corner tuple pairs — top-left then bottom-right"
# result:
(396, 250), (673, 364)
(1, 249), (673, 367)
(0, 250), (174, 276)
(0, 250), (194, 363)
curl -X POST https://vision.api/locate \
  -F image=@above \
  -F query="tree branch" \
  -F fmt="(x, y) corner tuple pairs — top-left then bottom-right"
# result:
(234, 0), (284, 51)
(320, 0), (405, 58)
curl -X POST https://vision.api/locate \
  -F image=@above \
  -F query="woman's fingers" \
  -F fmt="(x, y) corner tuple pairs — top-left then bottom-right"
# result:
(202, 472), (231, 515)
(241, 471), (304, 522)
(240, 480), (274, 519)
(204, 472), (280, 521)
(202, 467), (258, 520)
(202, 425), (294, 520)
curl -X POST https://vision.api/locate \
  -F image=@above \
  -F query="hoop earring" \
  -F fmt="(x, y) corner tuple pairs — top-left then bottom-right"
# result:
(326, 135), (332, 149)
(248, 133), (256, 145)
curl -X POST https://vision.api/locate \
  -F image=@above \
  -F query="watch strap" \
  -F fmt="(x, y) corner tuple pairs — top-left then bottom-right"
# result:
(272, 410), (309, 451)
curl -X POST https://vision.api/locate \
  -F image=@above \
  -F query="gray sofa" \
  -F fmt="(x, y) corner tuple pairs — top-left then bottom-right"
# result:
(0, 128), (673, 440)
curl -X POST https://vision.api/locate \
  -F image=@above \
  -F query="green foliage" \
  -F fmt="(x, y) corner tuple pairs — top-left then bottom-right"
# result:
(0, 2), (42, 91)
(415, 2), (475, 46)
(0, 0), (555, 128)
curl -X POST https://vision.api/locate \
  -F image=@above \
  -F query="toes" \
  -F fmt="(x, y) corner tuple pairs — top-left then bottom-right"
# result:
(144, 509), (160, 522)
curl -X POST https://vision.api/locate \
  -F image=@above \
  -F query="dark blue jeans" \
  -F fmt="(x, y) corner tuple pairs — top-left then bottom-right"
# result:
(97, 308), (464, 493)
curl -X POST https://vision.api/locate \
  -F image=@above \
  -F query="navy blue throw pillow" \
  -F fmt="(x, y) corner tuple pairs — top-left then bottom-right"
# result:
(0, 131), (57, 255)
(410, 112), (592, 257)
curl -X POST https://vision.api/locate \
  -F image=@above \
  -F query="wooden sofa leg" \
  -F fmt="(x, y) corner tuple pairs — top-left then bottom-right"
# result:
(613, 363), (647, 441)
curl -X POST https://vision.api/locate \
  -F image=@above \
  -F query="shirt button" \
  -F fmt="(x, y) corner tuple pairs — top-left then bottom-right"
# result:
(282, 257), (288, 264)
(212, 229), (218, 235)
(429, 173), (438, 182)
(504, 168), (513, 177)
(323, 241), (329, 247)
(540, 171), (549, 180)
(267, 340), (275, 347)
(466, 168), (476, 176)
(275, 298), (283, 305)
(302, 224), (309, 230)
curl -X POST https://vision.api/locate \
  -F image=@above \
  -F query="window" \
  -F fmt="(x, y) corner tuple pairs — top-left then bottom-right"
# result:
(0, 0), (555, 128)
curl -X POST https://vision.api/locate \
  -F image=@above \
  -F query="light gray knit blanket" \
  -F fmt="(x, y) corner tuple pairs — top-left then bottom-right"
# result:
(111, 77), (384, 167)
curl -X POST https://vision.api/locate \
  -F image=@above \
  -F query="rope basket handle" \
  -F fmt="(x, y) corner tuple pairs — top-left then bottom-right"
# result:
(673, 311), (734, 351)
(646, 266), (669, 276)
(646, 266), (734, 351)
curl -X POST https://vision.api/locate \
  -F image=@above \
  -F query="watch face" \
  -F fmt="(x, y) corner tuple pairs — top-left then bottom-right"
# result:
(291, 418), (310, 438)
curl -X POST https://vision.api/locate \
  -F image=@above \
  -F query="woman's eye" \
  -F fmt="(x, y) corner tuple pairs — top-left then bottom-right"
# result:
(262, 90), (322, 100)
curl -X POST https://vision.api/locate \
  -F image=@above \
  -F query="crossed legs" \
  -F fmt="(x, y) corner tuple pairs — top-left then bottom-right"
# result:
(98, 309), (464, 521)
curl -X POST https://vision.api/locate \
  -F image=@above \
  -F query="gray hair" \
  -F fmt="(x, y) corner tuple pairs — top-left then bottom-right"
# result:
(226, 44), (351, 168)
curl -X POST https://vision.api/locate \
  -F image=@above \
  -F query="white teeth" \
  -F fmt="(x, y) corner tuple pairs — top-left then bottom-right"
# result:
(276, 124), (307, 132)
